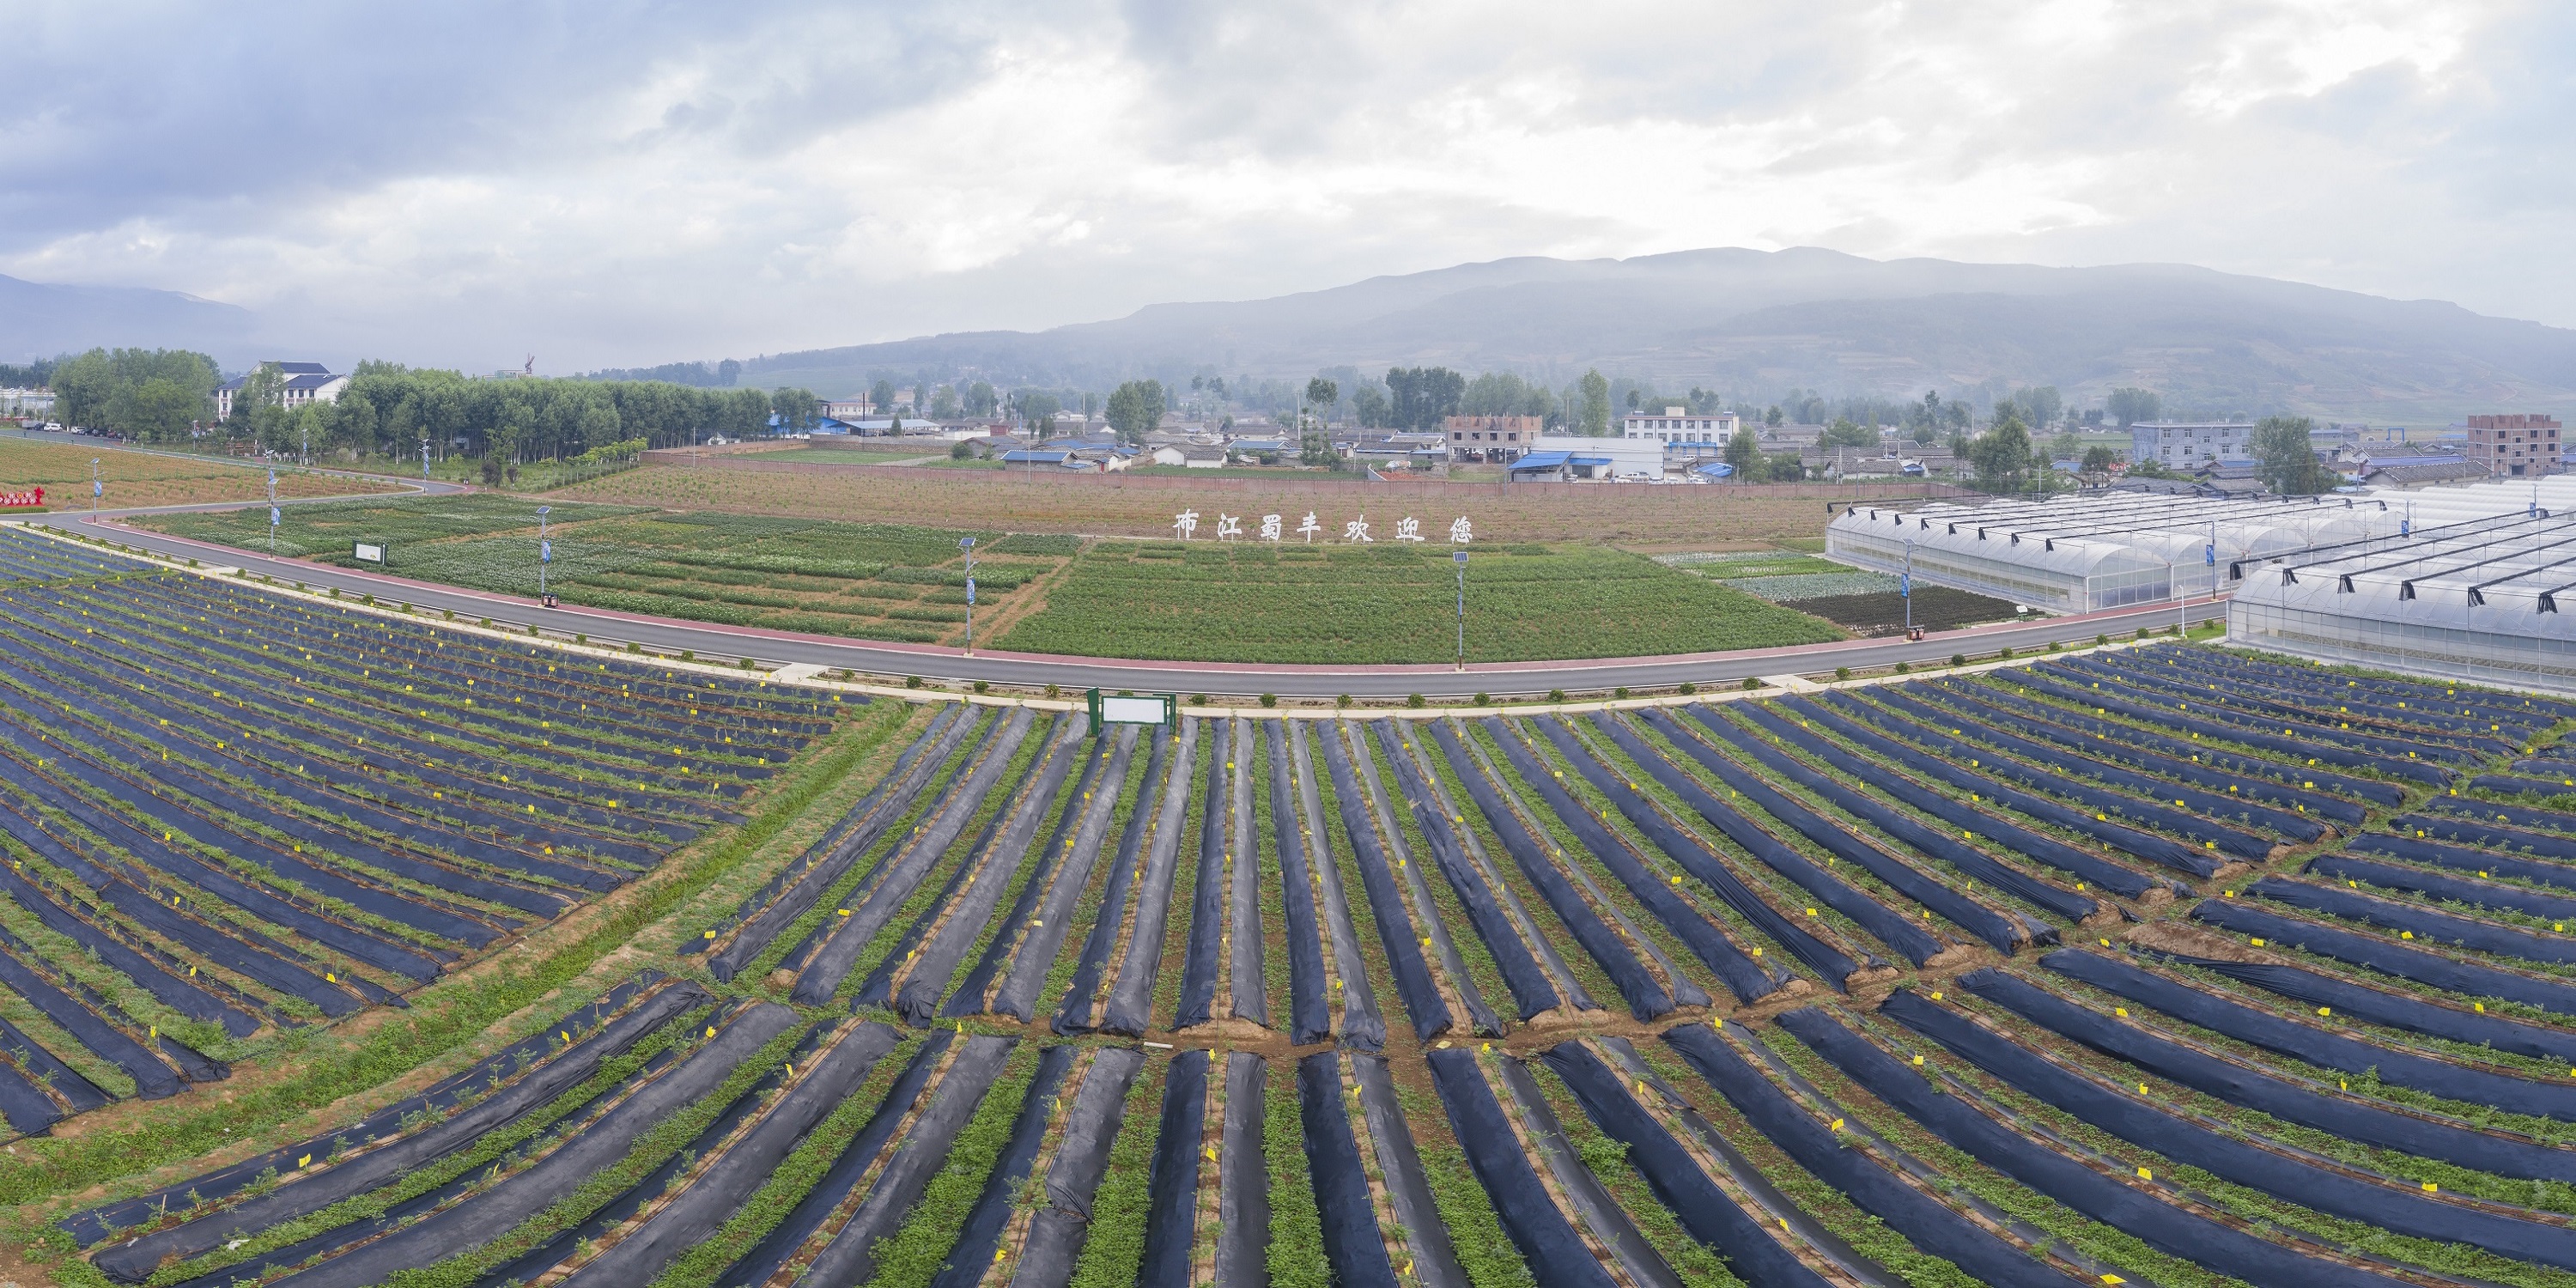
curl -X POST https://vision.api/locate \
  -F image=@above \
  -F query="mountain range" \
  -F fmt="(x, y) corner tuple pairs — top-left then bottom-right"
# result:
(12, 247), (2576, 422)
(736, 247), (2576, 422)
(0, 274), (255, 370)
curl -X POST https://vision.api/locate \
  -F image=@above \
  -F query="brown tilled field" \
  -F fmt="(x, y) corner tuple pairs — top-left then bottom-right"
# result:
(0, 440), (404, 510)
(553, 461), (1889, 544)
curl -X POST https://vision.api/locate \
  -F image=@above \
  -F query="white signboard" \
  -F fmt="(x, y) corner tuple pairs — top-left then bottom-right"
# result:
(353, 542), (386, 563)
(1099, 695), (1167, 725)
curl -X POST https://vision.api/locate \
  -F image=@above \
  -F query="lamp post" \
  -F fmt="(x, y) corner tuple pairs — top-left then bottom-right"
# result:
(1902, 538), (1914, 639)
(960, 536), (976, 656)
(1454, 550), (1468, 671)
(421, 438), (430, 484)
(537, 506), (554, 605)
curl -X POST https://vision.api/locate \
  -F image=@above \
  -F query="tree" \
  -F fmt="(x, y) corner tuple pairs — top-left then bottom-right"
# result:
(2018, 386), (2063, 432)
(52, 348), (217, 439)
(2107, 387), (2160, 428)
(1820, 417), (1879, 450)
(963, 380), (997, 418)
(2251, 415), (2330, 495)
(1352, 386), (1389, 428)
(1385, 367), (1466, 430)
(1304, 377), (1338, 427)
(769, 386), (818, 434)
(1967, 412), (2035, 492)
(870, 379), (896, 414)
(1763, 404), (1783, 428)
(929, 385), (962, 420)
(2081, 445), (2122, 474)
(2048, 431), (2082, 461)
(1103, 379), (1167, 444)
(1577, 369), (1612, 436)
(1300, 429), (1340, 469)
(1722, 426), (1761, 477)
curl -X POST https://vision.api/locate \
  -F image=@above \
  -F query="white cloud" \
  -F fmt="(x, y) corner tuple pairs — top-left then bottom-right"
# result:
(0, 0), (2562, 372)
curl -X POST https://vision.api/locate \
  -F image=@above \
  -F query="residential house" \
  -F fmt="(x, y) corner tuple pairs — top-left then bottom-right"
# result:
(2128, 420), (2254, 468)
(214, 362), (345, 420)
(1618, 407), (1737, 447)
(1443, 414), (1540, 463)
(2463, 413), (2562, 478)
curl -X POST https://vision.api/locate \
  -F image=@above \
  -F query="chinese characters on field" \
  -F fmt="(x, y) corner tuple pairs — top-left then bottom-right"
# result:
(1173, 510), (1472, 544)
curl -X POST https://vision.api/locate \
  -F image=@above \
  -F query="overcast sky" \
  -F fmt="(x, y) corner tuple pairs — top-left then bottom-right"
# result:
(4, 0), (2567, 372)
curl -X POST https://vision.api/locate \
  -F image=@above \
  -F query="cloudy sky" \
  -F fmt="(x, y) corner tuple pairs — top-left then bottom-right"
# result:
(4, 0), (2567, 372)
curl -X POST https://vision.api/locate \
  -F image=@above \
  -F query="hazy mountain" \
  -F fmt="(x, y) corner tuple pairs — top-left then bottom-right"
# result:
(0, 275), (257, 368)
(739, 247), (2576, 421)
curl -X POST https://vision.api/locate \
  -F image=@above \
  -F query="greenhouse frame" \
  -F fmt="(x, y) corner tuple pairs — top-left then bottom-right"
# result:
(1826, 492), (2398, 613)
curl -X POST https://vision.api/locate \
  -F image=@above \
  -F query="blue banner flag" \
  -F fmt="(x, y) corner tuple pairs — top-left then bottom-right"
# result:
(965, 577), (976, 605)
(541, 538), (552, 562)
(270, 507), (280, 526)
(1899, 572), (1911, 597)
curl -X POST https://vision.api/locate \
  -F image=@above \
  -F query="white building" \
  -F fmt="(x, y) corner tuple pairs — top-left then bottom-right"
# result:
(1620, 406), (1737, 445)
(1520, 434), (1668, 479)
(215, 362), (347, 420)
(2129, 420), (2254, 468)
(1, 388), (54, 417)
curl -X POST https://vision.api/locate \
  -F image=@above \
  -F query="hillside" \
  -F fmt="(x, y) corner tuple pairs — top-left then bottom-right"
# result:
(0, 274), (255, 368)
(738, 247), (2576, 420)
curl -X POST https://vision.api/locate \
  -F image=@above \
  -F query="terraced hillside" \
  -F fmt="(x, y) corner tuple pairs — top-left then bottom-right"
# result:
(13, 540), (2576, 1288)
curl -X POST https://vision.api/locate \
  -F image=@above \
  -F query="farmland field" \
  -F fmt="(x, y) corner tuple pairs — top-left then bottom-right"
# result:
(556, 459), (1852, 544)
(994, 539), (1844, 662)
(0, 439), (403, 509)
(132, 495), (1862, 660)
(9, 582), (2576, 1288)
(133, 495), (1076, 647)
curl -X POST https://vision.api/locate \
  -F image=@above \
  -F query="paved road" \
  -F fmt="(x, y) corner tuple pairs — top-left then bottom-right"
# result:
(39, 502), (2226, 700)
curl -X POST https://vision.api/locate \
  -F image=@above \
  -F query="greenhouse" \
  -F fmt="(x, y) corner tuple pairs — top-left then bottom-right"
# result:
(2231, 507), (2576, 696)
(1826, 491), (2397, 613)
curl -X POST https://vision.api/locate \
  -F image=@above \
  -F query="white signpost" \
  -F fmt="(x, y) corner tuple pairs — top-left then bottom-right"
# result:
(1087, 689), (1176, 737)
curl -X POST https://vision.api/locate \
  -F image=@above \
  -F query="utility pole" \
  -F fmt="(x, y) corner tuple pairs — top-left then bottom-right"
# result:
(960, 536), (976, 656)
(1903, 538), (1915, 639)
(1454, 550), (1468, 671)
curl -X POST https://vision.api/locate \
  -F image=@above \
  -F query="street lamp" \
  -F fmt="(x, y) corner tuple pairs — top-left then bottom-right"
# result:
(960, 536), (976, 656)
(1454, 550), (1469, 671)
(538, 506), (555, 606)
(1902, 538), (1914, 640)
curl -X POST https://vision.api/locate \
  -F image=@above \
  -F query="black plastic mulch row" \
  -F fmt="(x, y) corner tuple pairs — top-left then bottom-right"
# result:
(72, 586), (788, 778)
(1595, 711), (2037, 952)
(0, 717), (462, 982)
(2057, 654), (2498, 762)
(1885, 987), (2576, 1273)
(1777, 1002), (2418, 1288)
(1372, 720), (1560, 1022)
(0, 623), (679, 867)
(1662, 1021), (2075, 1288)
(64, 973), (671, 1243)
(1961, 966), (2576, 1183)
(2044, 948), (2576, 1121)
(0, 785), (372, 1015)
(1771, 697), (2227, 878)
(1994, 670), (2406, 809)
(1878, 683), (2325, 841)
(1706, 704), (2164, 902)
(2315, 849), (2576, 920)
(2240, 875), (2576, 966)
(1050, 724), (1170, 1032)
(137, 578), (837, 734)
(1518, 713), (1878, 991)
(1433, 719), (1679, 1018)
(2420, 796), (2576, 839)
(2161, 644), (2576, 723)
(0, 661), (588, 913)
(70, 583), (794, 767)
(1926, 677), (2368, 823)
(2079, 649), (2531, 748)
(1424, 1048), (1620, 1288)
(2017, 665), (2450, 787)
(0, 836), (260, 1039)
(2353, 830), (2576, 899)
(1316, 725), (1452, 1041)
(2190, 897), (2576, 1018)
(9, 603), (739, 834)
(1527, 715), (1805, 996)
(1827, 689), (2275, 858)
(1267, 722), (1335, 1043)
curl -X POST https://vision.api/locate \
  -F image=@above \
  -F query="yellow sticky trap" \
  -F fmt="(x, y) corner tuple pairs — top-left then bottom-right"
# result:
(705, 930), (717, 939)
(1929, 991), (1943, 1000)
(2114, 1007), (2128, 1017)
(298, 1154), (312, 1168)
(2250, 938), (2266, 947)
(2422, 1181), (2438, 1193)
(2136, 1166), (2152, 1181)
(1912, 1055), (1923, 1066)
